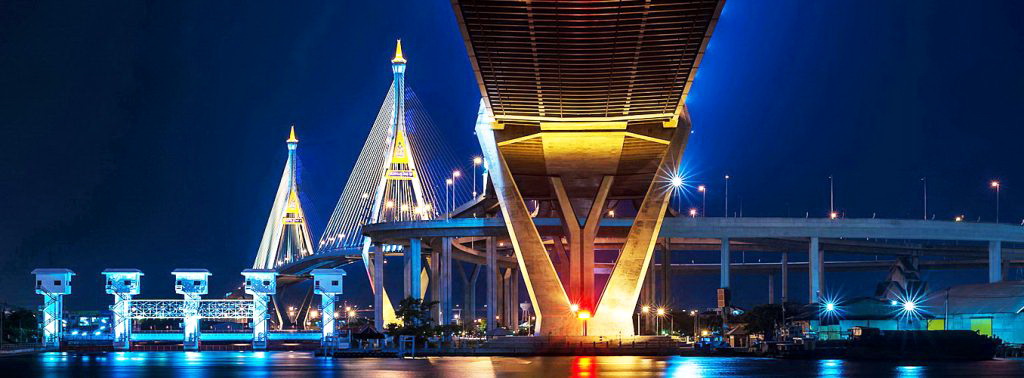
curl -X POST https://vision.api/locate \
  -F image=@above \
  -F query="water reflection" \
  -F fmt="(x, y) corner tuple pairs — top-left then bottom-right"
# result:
(9, 352), (1024, 377)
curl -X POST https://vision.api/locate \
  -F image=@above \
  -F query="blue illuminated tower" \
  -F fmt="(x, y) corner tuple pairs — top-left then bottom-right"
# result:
(253, 126), (316, 269)
(173, 269), (211, 351)
(241, 269), (277, 350)
(311, 268), (347, 345)
(102, 269), (143, 350)
(32, 268), (75, 349)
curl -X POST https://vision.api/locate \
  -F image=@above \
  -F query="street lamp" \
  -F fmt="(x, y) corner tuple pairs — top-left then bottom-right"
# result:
(640, 305), (650, 335)
(697, 185), (706, 217)
(472, 157), (483, 198)
(656, 307), (666, 334)
(689, 208), (698, 218)
(991, 180), (1001, 223)
(724, 175), (730, 217)
(578, 310), (591, 336)
(445, 178), (453, 220)
(670, 175), (683, 214)
(829, 211), (839, 220)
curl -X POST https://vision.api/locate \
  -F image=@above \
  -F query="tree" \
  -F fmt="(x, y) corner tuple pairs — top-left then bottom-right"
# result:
(737, 303), (800, 341)
(389, 297), (439, 343)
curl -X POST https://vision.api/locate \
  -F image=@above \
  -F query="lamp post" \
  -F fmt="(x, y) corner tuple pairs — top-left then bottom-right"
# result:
(697, 185), (706, 217)
(445, 178), (453, 221)
(578, 310), (591, 336)
(452, 170), (462, 214)
(991, 180), (1001, 223)
(724, 175), (730, 217)
(922, 177), (928, 220)
(472, 157), (483, 199)
(828, 175), (834, 217)
(670, 175), (683, 214)
(656, 307), (666, 335)
(640, 305), (650, 335)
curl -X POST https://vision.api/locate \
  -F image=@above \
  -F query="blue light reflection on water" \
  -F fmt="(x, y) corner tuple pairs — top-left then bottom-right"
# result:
(14, 351), (1024, 377)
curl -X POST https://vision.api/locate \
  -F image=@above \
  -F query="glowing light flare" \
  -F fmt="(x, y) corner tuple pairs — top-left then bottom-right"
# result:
(689, 208), (698, 217)
(577, 310), (592, 320)
(955, 215), (964, 222)
(452, 170), (461, 178)
(641, 306), (650, 314)
(569, 304), (580, 313)
(991, 180), (1001, 188)
(656, 308), (666, 316)
(473, 156), (483, 165)
(829, 211), (839, 220)
(670, 176), (683, 188)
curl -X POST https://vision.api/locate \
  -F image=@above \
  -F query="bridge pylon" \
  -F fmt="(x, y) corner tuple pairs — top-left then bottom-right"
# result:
(252, 126), (316, 270)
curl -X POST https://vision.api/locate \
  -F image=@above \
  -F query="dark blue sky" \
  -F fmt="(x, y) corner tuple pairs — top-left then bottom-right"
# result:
(2, 0), (1023, 310)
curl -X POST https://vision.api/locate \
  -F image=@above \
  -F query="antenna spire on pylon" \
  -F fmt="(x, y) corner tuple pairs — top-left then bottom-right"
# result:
(392, 39), (406, 64)
(287, 124), (298, 143)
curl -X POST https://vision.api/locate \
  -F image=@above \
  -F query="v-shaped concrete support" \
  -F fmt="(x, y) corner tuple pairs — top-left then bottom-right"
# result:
(588, 111), (692, 336)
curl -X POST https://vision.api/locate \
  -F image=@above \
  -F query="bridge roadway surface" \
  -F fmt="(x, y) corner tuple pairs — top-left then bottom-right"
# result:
(275, 217), (1024, 279)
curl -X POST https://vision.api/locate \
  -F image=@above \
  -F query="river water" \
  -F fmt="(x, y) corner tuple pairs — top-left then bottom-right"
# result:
(2, 351), (1024, 377)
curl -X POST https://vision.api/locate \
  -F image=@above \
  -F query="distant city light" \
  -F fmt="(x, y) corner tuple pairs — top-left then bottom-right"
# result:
(891, 300), (898, 306)
(825, 302), (835, 312)
(991, 180), (1000, 188)
(689, 208), (698, 218)
(830, 211), (839, 220)
(955, 215), (964, 222)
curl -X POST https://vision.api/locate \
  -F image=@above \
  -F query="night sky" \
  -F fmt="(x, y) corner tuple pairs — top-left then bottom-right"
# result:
(3, 1), (1024, 311)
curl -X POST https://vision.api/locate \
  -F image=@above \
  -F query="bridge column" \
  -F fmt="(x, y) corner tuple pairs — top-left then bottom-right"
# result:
(781, 252), (789, 303)
(441, 237), (454, 325)
(242, 269), (277, 350)
(661, 241), (671, 305)
(486, 237), (497, 332)
(312, 268), (346, 345)
(989, 240), (1003, 283)
(102, 269), (142, 350)
(373, 243), (385, 330)
(406, 238), (423, 299)
(172, 269), (211, 351)
(511, 268), (520, 331)
(460, 263), (480, 328)
(808, 238), (822, 303)
(32, 269), (74, 350)
(768, 272), (775, 305)
(429, 241), (440, 324)
(720, 238), (730, 289)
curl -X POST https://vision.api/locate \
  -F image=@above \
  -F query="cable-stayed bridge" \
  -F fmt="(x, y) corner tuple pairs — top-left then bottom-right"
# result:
(251, 41), (475, 328)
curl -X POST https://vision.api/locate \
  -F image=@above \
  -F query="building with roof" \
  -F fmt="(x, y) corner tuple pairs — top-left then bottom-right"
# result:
(926, 281), (1024, 344)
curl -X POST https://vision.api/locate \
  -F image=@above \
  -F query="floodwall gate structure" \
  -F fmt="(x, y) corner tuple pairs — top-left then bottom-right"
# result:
(453, 0), (725, 336)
